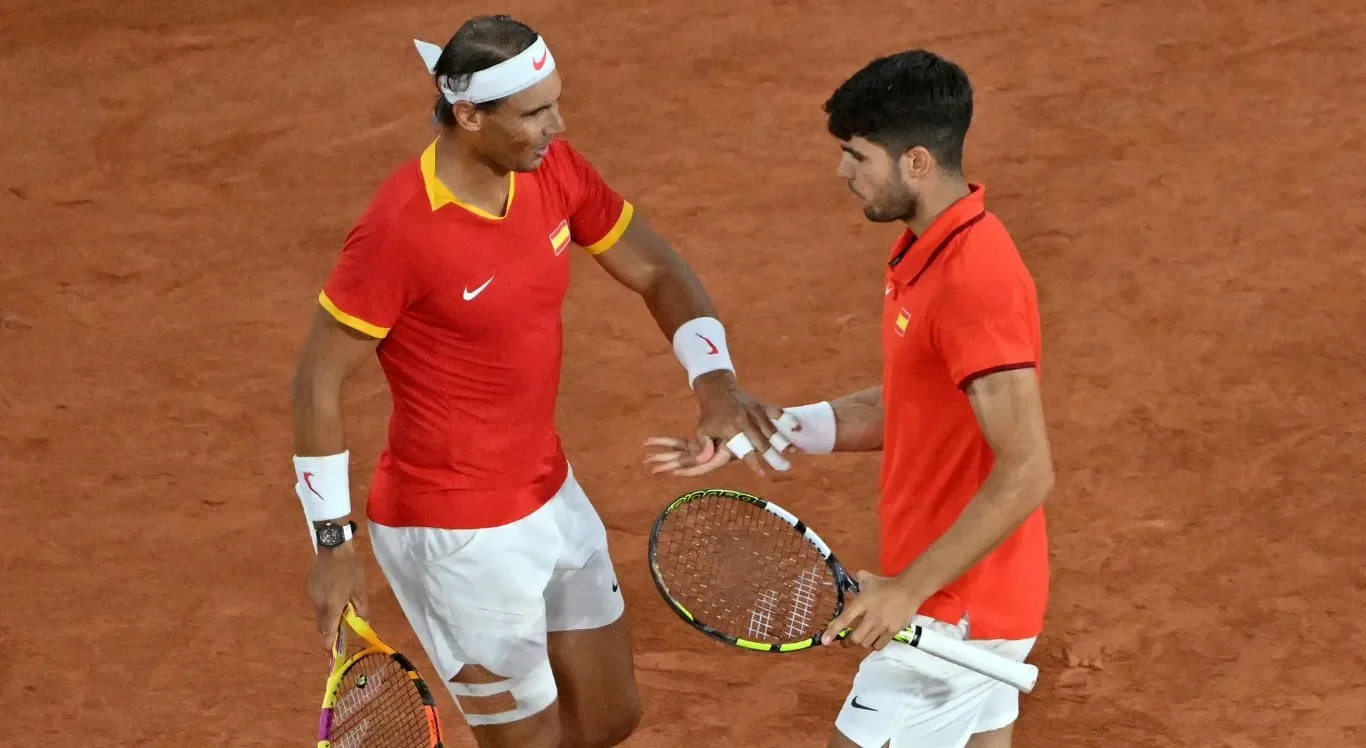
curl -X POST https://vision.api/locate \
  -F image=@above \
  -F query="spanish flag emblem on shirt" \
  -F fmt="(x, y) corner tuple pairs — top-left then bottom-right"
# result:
(549, 219), (571, 256)
(894, 307), (911, 336)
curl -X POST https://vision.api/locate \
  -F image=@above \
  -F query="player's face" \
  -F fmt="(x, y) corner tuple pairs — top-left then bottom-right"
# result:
(836, 137), (917, 223)
(483, 73), (566, 171)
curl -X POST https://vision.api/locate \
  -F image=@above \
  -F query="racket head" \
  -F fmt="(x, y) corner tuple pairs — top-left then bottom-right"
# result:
(317, 604), (443, 747)
(647, 488), (854, 652)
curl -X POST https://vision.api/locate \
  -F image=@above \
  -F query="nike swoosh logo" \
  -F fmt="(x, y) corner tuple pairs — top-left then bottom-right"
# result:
(850, 696), (877, 711)
(302, 472), (324, 500)
(532, 50), (548, 70)
(463, 277), (494, 301)
(696, 333), (719, 355)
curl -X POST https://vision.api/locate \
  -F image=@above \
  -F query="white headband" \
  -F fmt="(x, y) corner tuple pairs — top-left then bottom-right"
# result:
(413, 36), (557, 105)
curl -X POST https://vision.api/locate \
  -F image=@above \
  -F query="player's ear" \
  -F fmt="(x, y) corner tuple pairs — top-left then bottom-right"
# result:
(898, 146), (933, 182)
(452, 101), (486, 132)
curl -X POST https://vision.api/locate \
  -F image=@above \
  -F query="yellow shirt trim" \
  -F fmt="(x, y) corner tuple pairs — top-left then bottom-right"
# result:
(584, 202), (635, 255)
(419, 140), (513, 220)
(319, 291), (389, 339)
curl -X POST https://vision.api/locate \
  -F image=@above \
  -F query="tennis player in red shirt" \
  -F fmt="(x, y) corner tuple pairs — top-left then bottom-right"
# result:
(646, 51), (1055, 748)
(290, 15), (792, 748)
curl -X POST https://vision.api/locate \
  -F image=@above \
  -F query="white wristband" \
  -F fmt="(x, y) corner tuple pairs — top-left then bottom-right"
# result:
(294, 451), (352, 522)
(772, 402), (837, 454)
(672, 316), (735, 389)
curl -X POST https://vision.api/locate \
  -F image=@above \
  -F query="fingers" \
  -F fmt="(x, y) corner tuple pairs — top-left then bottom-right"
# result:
(317, 599), (344, 651)
(353, 583), (369, 620)
(739, 415), (777, 472)
(822, 601), (863, 646)
(726, 427), (796, 474)
(723, 431), (766, 476)
(642, 436), (729, 475)
(670, 449), (732, 477)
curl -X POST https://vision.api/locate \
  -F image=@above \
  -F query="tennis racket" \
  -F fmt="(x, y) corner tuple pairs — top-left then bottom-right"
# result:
(647, 488), (1039, 693)
(317, 602), (444, 747)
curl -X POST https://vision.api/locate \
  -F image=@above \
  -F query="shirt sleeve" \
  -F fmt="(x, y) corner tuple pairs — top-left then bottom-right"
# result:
(319, 217), (415, 338)
(554, 140), (634, 255)
(932, 268), (1038, 390)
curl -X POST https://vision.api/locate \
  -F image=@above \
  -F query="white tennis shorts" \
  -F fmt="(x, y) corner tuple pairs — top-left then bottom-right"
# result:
(835, 615), (1037, 748)
(368, 466), (624, 705)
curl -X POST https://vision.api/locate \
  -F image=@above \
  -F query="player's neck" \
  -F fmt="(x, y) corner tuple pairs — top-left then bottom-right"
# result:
(905, 175), (970, 237)
(432, 134), (513, 215)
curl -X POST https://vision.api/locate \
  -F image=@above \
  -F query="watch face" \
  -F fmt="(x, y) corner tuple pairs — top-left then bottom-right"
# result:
(318, 524), (344, 546)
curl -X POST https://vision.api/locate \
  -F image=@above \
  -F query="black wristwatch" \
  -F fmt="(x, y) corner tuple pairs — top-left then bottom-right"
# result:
(316, 520), (357, 549)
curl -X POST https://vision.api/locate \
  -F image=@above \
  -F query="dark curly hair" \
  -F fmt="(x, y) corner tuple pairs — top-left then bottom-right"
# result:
(823, 50), (973, 172)
(432, 15), (540, 126)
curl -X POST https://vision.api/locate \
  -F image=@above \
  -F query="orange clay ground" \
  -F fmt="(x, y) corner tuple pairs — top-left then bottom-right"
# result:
(3, 1), (1364, 745)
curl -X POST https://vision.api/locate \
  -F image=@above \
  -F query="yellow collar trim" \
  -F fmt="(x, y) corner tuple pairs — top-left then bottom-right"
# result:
(419, 140), (514, 221)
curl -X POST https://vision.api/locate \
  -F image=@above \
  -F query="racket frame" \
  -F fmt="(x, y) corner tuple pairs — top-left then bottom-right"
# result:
(648, 488), (855, 653)
(648, 488), (1039, 693)
(317, 603), (444, 747)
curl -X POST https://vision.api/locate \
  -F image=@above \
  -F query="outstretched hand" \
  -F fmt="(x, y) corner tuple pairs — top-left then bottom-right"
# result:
(644, 393), (813, 477)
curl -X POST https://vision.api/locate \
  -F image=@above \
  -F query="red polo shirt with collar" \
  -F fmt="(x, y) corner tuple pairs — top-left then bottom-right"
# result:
(880, 183), (1049, 641)
(318, 137), (634, 530)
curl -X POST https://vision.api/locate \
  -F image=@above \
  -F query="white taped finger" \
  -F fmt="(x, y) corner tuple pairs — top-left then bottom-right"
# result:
(769, 430), (791, 453)
(725, 432), (756, 459)
(776, 411), (801, 432)
(762, 447), (791, 472)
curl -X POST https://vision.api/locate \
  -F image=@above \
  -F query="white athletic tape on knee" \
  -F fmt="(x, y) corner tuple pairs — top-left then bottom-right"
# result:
(451, 661), (558, 726)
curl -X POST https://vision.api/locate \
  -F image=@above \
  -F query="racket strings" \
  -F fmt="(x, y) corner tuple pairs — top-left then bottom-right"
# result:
(330, 653), (434, 747)
(654, 496), (840, 645)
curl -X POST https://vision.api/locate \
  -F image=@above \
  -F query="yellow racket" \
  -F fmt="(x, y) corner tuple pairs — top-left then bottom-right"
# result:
(317, 602), (443, 747)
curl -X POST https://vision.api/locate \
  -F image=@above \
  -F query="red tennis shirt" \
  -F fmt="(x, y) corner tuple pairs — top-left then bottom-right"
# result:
(879, 184), (1049, 641)
(319, 137), (633, 530)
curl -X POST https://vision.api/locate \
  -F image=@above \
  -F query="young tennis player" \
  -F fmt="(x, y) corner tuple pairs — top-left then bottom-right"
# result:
(289, 15), (791, 748)
(645, 50), (1056, 748)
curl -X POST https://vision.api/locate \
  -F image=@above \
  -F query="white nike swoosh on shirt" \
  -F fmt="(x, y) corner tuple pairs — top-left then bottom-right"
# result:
(463, 277), (494, 301)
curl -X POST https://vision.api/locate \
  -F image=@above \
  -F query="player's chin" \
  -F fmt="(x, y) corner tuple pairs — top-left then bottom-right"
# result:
(862, 205), (892, 222)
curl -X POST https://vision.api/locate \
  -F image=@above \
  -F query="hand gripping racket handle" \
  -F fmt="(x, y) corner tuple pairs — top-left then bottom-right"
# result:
(842, 574), (1038, 693)
(903, 623), (1039, 693)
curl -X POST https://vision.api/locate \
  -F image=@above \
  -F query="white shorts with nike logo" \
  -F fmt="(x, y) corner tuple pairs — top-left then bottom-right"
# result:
(835, 615), (1037, 748)
(367, 466), (624, 718)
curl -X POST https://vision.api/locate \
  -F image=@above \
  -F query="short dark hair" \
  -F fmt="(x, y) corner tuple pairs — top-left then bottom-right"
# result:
(432, 15), (540, 125)
(823, 50), (973, 172)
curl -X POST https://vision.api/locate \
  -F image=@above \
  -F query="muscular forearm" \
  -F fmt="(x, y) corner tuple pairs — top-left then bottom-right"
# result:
(896, 456), (1053, 597)
(830, 386), (884, 452)
(291, 374), (348, 457)
(641, 262), (720, 339)
(290, 371), (353, 527)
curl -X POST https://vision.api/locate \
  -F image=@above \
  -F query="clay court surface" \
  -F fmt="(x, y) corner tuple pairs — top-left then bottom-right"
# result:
(3, 0), (1364, 745)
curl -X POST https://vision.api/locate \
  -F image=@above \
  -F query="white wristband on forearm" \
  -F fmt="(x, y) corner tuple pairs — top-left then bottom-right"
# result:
(293, 451), (352, 522)
(672, 316), (735, 388)
(773, 402), (837, 454)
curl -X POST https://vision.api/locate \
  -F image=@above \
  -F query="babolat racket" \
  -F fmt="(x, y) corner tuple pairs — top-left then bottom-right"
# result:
(647, 488), (1039, 693)
(317, 602), (444, 747)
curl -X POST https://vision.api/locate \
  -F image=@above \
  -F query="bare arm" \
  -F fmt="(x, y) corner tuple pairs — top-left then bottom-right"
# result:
(829, 386), (884, 452)
(595, 214), (781, 473)
(894, 368), (1054, 597)
(592, 215), (720, 344)
(290, 306), (380, 525)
